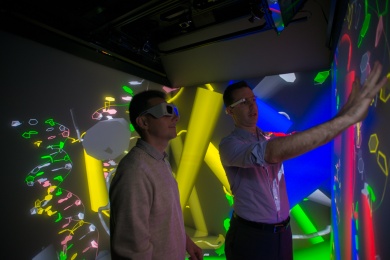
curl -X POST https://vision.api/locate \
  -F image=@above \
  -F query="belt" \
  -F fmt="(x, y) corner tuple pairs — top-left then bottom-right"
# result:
(233, 212), (290, 233)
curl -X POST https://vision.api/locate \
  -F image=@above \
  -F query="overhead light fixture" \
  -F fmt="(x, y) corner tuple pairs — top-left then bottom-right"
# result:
(267, 0), (285, 33)
(160, 6), (189, 22)
(265, 0), (307, 34)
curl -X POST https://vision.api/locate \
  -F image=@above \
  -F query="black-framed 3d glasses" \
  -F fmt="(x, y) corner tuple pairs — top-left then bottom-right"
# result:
(139, 103), (179, 118)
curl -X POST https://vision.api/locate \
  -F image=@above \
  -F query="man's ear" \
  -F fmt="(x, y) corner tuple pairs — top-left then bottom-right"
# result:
(225, 107), (232, 115)
(136, 116), (148, 129)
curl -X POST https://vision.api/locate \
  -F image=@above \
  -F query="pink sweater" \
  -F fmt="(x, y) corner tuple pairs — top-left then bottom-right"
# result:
(110, 139), (186, 259)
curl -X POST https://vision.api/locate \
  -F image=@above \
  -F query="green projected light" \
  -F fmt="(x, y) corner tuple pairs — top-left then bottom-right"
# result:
(291, 204), (324, 244)
(314, 71), (330, 84)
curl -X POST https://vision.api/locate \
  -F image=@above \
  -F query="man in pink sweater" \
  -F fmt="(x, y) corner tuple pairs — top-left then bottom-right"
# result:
(110, 90), (203, 260)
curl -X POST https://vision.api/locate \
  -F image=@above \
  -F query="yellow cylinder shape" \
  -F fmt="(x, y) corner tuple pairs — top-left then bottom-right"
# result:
(83, 149), (109, 212)
(204, 142), (232, 195)
(176, 87), (223, 209)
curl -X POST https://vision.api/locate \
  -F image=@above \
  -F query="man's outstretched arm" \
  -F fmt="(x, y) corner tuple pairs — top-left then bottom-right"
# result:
(265, 61), (388, 164)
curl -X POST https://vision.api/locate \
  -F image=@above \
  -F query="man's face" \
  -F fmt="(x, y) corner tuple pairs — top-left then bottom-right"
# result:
(226, 87), (258, 128)
(140, 97), (179, 141)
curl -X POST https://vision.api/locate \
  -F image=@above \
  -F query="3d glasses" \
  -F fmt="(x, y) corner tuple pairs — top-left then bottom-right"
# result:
(139, 103), (179, 118)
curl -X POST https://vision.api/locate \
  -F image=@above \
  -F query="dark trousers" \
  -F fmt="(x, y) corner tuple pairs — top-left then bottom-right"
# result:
(225, 214), (293, 260)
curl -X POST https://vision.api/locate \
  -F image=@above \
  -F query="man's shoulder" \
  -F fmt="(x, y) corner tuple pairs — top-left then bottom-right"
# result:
(219, 131), (242, 150)
(219, 132), (234, 144)
(117, 146), (146, 166)
(220, 128), (245, 141)
(113, 147), (155, 181)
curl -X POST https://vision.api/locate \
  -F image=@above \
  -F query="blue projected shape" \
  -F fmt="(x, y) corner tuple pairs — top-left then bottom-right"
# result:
(256, 99), (292, 133)
(257, 89), (332, 208)
(284, 143), (332, 207)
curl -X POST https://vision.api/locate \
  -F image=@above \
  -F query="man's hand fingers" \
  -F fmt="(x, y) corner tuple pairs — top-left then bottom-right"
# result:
(361, 62), (389, 101)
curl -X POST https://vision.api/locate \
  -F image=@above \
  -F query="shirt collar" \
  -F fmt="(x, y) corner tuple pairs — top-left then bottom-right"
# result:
(136, 139), (167, 161)
(233, 126), (267, 140)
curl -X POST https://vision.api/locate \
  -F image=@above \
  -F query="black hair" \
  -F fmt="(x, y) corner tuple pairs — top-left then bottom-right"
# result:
(223, 80), (251, 107)
(129, 90), (166, 134)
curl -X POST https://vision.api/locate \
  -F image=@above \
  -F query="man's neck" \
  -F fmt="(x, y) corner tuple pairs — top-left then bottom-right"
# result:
(143, 137), (169, 154)
(236, 125), (257, 135)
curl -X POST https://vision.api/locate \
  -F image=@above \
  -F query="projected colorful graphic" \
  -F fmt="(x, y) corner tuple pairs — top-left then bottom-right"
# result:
(11, 88), (134, 259)
(12, 118), (102, 259)
(331, 0), (390, 259)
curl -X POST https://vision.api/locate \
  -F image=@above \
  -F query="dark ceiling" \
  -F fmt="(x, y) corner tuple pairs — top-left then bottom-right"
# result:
(1, 0), (347, 87)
